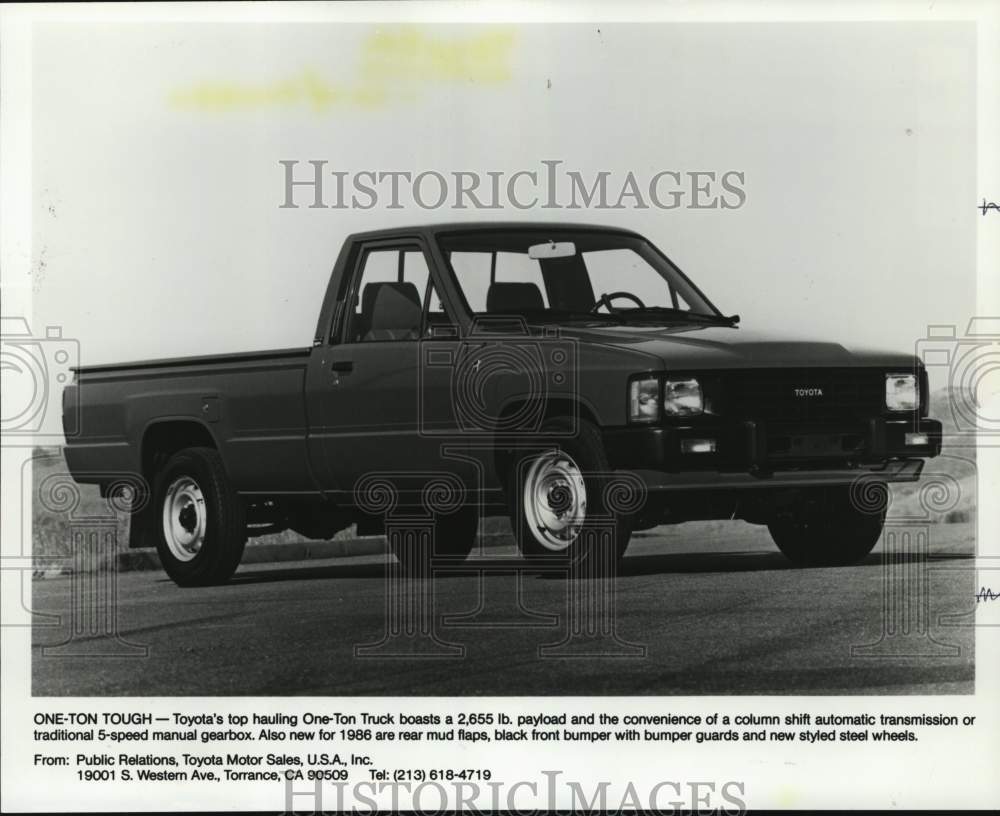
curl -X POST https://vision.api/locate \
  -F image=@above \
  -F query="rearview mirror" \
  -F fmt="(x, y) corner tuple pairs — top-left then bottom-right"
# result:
(528, 241), (576, 260)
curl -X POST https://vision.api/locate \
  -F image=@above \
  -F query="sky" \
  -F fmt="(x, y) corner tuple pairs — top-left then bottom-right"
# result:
(27, 21), (976, 382)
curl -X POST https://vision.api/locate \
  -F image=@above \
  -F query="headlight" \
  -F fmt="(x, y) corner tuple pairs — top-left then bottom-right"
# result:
(664, 378), (703, 416)
(885, 373), (918, 412)
(629, 378), (660, 423)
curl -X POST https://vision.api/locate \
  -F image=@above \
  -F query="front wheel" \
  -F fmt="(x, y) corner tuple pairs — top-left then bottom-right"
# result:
(768, 485), (886, 567)
(154, 447), (246, 586)
(507, 419), (632, 566)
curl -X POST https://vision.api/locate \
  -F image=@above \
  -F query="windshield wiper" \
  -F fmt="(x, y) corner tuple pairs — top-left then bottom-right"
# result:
(611, 307), (740, 326)
(495, 310), (626, 322)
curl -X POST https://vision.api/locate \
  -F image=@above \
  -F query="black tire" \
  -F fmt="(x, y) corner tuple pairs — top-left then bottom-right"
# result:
(390, 507), (479, 572)
(153, 447), (246, 586)
(768, 485), (885, 567)
(506, 418), (632, 566)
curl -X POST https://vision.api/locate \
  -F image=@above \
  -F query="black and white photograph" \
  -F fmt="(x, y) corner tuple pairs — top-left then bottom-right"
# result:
(2, 1), (998, 812)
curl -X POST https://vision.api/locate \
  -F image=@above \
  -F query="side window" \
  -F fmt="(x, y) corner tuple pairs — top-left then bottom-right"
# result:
(402, 251), (429, 297)
(427, 283), (446, 315)
(345, 247), (427, 343)
(449, 251), (491, 312)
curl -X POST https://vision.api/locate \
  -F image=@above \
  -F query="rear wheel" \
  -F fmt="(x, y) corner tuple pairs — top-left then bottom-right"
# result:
(154, 447), (246, 586)
(768, 485), (886, 567)
(507, 418), (632, 566)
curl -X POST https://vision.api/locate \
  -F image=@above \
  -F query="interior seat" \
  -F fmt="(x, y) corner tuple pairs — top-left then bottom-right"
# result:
(361, 281), (422, 342)
(486, 282), (545, 313)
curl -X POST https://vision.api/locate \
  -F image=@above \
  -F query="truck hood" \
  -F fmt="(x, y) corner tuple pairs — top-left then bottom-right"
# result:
(553, 323), (918, 370)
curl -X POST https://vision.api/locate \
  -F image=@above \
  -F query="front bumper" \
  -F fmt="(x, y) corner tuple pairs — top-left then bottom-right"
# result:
(604, 417), (942, 488)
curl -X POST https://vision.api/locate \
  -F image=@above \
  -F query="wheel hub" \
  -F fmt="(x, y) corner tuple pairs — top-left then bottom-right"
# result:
(162, 476), (207, 562)
(178, 504), (198, 534)
(546, 482), (573, 514)
(523, 450), (587, 552)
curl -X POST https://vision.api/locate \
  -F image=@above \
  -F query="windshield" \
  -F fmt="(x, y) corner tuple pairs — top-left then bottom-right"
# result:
(437, 228), (724, 323)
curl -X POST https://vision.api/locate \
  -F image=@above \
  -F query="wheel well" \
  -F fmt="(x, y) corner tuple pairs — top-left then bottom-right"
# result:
(492, 399), (599, 485)
(141, 420), (217, 481)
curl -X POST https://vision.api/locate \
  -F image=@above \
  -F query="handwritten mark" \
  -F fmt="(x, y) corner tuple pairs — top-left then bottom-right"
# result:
(975, 587), (999, 603)
(978, 199), (999, 215)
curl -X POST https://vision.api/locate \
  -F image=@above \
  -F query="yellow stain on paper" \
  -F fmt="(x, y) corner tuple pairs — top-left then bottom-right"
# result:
(169, 70), (387, 113)
(361, 28), (514, 83)
(774, 785), (800, 807)
(169, 27), (515, 113)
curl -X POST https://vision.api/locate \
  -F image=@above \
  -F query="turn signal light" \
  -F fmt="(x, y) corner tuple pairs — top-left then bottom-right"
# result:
(681, 438), (716, 454)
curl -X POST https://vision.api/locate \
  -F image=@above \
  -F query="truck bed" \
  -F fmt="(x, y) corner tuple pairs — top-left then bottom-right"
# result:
(63, 346), (316, 493)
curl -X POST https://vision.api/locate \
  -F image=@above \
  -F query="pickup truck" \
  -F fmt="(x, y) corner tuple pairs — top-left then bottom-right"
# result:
(62, 222), (942, 586)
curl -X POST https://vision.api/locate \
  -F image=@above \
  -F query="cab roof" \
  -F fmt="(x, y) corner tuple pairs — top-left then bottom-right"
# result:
(344, 221), (644, 244)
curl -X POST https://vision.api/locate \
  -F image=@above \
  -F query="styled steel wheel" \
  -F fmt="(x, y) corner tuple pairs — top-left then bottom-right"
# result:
(153, 447), (246, 586)
(522, 450), (587, 552)
(161, 476), (207, 562)
(507, 418), (632, 565)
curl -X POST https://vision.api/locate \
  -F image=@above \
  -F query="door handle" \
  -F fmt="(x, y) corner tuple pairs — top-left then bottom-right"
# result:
(331, 361), (354, 373)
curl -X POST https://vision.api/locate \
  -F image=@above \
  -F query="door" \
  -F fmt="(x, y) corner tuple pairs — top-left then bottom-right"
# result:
(305, 240), (428, 494)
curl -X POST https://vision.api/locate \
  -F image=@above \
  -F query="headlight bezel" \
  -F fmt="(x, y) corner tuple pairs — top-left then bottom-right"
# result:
(885, 372), (919, 413)
(627, 374), (707, 423)
(628, 376), (661, 424)
(663, 377), (705, 417)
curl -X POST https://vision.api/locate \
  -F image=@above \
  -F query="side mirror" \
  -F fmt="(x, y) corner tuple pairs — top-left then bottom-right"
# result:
(528, 241), (576, 260)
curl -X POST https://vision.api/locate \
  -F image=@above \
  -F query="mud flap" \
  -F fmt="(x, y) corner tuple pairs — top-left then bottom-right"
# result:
(127, 487), (157, 549)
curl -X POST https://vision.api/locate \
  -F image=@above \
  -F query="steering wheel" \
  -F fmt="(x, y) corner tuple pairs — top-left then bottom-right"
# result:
(590, 291), (646, 314)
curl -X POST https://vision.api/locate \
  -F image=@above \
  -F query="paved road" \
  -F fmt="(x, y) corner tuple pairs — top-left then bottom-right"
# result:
(32, 521), (975, 696)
